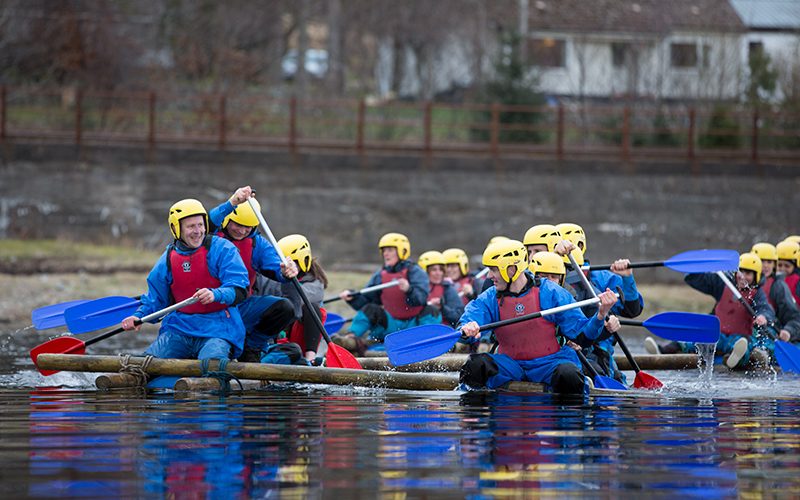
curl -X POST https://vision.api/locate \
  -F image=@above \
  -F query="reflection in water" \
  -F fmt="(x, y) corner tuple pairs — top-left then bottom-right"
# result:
(2, 385), (799, 497)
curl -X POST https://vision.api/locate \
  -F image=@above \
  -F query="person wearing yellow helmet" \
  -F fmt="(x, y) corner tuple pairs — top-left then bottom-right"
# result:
(442, 248), (484, 305)
(776, 240), (800, 305)
(121, 198), (251, 362)
(418, 250), (464, 327)
(207, 186), (303, 363)
(523, 225), (562, 254)
(331, 232), (435, 355)
(529, 251), (566, 286)
(749, 242), (800, 344)
(456, 239), (619, 395)
(555, 223), (586, 252)
(649, 252), (777, 370)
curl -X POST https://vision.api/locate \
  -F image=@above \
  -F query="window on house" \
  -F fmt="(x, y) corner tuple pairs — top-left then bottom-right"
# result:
(670, 43), (697, 67)
(612, 42), (629, 67)
(528, 38), (566, 67)
(748, 41), (764, 63)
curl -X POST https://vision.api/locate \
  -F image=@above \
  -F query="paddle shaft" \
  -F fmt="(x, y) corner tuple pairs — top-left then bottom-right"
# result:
(575, 348), (600, 378)
(68, 297), (198, 354)
(477, 295), (601, 333)
(586, 261), (664, 271)
(716, 271), (757, 317)
(247, 198), (335, 350)
(569, 252), (644, 374)
(324, 280), (400, 303)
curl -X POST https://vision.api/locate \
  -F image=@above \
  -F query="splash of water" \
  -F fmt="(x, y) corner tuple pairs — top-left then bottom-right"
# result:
(695, 342), (717, 389)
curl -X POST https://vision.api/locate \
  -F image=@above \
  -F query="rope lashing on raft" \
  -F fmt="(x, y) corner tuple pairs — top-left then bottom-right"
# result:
(200, 358), (243, 394)
(118, 354), (154, 386)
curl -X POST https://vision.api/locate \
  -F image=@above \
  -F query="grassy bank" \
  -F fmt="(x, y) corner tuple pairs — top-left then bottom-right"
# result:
(0, 239), (715, 327)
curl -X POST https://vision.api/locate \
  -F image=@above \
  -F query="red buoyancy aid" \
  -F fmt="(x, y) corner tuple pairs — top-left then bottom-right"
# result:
(494, 287), (560, 360)
(714, 286), (756, 336)
(762, 276), (775, 309)
(785, 273), (800, 305)
(456, 276), (474, 306)
(427, 283), (447, 324)
(169, 238), (228, 314)
(216, 231), (256, 293)
(380, 267), (424, 320)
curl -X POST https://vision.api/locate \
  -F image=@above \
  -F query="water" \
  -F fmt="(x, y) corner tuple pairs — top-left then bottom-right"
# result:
(3, 328), (800, 497)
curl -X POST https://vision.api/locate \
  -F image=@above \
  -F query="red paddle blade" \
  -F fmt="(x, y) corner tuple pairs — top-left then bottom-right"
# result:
(633, 370), (664, 390)
(30, 336), (86, 376)
(325, 343), (362, 369)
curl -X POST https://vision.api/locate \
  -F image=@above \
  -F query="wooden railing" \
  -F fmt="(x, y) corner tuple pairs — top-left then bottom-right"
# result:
(1, 86), (798, 167)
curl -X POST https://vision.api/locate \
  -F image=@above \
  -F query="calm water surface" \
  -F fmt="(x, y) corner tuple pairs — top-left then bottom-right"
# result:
(3, 329), (800, 498)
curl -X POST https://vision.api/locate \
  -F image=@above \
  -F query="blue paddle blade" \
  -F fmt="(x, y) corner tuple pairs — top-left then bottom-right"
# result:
(385, 324), (461, 366)
(324, 313), (347, 334)
(146, 376), (181, 389)
(664, 249), (739, 273)
(774, 341), (800, 374)
(64, 296), (141, 334)
(593, 374), (628, 391)
(32, 300), (90, 330)
(643, 312), (720, 343)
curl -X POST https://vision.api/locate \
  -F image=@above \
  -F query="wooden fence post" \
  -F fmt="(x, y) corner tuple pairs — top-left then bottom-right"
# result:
(424, 101), (432, 154)
(751, 109), (759, 166)
(490, 103), (499, 157)
(356, 99), (365, 153)
(289, 97), (297, 154)
(687, 108), (696, 161)
(556, 104), (564, 160)
(147, 91), (156, 149)
(218, 94), (226, 150)
(75, 88), (82, 147)
(622, 106), (631, 161)
(0, 86), (6, 140)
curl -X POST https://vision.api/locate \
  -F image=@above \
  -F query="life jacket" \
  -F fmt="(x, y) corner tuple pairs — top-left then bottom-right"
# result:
(494, 285), (560, 360)
(456, 276), (474, 306)
(762, 276), (775, 309)
(714, 286), (756, 336)
(427, 283), (447, 324)
(785, 272), (800, 305)
(216, 230), (256, 293)
(168, 236), (228, 314)
(381, 267), (424, 320)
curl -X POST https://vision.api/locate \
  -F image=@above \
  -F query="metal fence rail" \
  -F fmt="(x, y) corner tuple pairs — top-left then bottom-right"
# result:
(1, 86), (798, 167)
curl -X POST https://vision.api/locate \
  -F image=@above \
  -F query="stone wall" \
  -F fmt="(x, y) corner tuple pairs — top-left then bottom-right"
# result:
(2, 143), (798, 282)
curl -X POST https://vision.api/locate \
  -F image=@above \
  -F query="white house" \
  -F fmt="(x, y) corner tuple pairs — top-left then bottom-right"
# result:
(520, 0), (748, 100)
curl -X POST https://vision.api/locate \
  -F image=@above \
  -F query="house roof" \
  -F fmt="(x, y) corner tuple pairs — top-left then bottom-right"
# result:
(526, 0), (746, 35)
(729, 0), (800, 30)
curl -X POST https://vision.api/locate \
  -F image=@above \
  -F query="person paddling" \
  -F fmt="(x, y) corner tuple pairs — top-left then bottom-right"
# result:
(750, 242), (800, 343)
(418, 250), (464, 328)
(776, 240), (800, 305)
(648, 252), (776, 370)
(208, 186), (300, 363)
(120, 199), (250, 361)
(442, 247), (483, 305)
(332, 232), (437, 355)
(456, 239), (618, 395)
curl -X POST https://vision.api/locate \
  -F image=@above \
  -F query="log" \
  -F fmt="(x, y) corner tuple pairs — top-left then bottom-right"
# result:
(173, 377), (267, 391)
(95, 373), (144, 389)
(36, 354), (461, 391)
(355, 354), (699, 372)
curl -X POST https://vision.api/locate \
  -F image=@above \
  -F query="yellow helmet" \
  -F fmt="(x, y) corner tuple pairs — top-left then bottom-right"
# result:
(784, 235), (800, 244)
(278, 234), (312, 272)
(750, 242), (778, 262)
(556, 222), (586, 252)
(739, 252), (762, 284)
(379, 232), (411, 260)
(563, 247), (585, 268)
(489, 236), (509, 244)
(418, 250), (446, 272)
(168, 199), (208, 240)
(522, 224), (561, 252)
(442, 248), (469, 276)
(530, 251), (566, 276)
(776, 240), (800, 264)
(222, 197), (261, 229)
(482, 239), (527, 283)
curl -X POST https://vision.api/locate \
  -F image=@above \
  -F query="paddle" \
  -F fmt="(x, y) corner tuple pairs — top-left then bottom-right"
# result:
(715, 271), (799, 373)
(64, 296), (142, 334)
(618, 313), (720, 343)
(324, 313), (352, 335)
(247, 197), (362, 370)
(567, 251), (663, 390)
(324, 280), (401, 304)
(385, 295), (602, 366)
(586, 249), (739, 274)
(575, 348), (627, 391)
(31, 297), (198, 376)
(32, 300), (90, 330)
